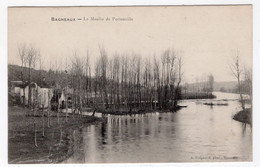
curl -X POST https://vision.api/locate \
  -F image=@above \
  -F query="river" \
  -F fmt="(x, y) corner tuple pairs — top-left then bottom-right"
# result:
(64, 92), (252, 163)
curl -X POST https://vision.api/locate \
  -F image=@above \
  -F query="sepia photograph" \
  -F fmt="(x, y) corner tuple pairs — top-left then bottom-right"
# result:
(7, 5), (253, 164)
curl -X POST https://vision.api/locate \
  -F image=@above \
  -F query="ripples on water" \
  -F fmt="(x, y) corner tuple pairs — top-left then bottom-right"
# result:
(65, 92), (252, 163)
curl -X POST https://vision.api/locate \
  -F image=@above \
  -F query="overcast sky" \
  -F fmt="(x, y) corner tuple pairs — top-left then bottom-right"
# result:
(8, 6), (252, 83)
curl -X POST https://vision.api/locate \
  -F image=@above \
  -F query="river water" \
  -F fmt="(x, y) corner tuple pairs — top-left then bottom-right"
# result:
(64, 92), (252, 163)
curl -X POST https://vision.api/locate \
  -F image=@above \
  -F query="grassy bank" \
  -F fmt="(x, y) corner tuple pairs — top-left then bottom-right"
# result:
(8, 105), (104, 164)
(233, 108), (252, 124)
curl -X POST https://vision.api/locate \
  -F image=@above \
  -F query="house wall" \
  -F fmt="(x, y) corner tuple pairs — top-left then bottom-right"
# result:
(58, 91), (66, 105)
(38, 88), (50, 108)
(14, 87), (21, 94)
(22, 85), (41, 106)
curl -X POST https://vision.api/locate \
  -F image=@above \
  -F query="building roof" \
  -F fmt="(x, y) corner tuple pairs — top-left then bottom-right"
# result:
(11, 80), (51, 89)
(37, 81), (49, 88)
(10, 81), (24, 87)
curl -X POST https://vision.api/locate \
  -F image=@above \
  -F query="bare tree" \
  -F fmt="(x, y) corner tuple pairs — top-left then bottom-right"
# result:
(37, 52), (45, 83)
(25, 45), (39, 107)
(47, 88), (51, 127)
(113, 55), (121, 109)
(64, 58), (68, 122)
(173, 56), (183, 109)
(18, 43), (27, 67)
(98, 46), (109, 109)
(244, 67), (252, 99)
(70, 51), (85, 117)
(55, 58), (60, 124)
(229, 51), (245, 111)
(42, 89), (45, 137)
(32, 83), (38, 147)
(208, 74), (214, 95)
(18, 43), (27, 107)
(153, 55), (161, 109)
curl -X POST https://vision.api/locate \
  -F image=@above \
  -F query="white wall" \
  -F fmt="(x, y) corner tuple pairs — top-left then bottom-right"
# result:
(13, 87), (20, 94)
(38, 88), (50, 108)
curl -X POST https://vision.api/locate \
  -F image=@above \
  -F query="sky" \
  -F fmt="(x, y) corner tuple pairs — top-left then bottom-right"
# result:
(8, 6), (252, 83)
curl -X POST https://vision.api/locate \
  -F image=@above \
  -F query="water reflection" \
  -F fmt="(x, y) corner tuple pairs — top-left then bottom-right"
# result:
(101, 123), (107, 144)
(65, 92), (252, 163)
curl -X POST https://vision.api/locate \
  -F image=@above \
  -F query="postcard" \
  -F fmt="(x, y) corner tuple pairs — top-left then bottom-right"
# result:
(7, 5), (252, 164)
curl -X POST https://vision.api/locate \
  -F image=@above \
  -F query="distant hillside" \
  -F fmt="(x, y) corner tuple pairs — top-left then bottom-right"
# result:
(8, 64), (97, 91)
(8, 64), (238, 93)
(184, 81), (237, 93)
(8, 64), (67, 88)
(213, 81), (237, 92)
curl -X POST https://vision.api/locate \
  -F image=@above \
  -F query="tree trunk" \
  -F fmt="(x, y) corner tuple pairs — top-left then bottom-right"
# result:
(33, 90), (38, 147)
(42, 106), (45, 137)
(66, 93), (68, 122)
(57, 95), (60, 124)
(47, 90), (51, 127)
(238, 77), (245, 111)
(28, 68), (31, 106)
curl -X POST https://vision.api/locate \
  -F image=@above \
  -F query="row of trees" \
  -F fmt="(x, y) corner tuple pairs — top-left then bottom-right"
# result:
(19, 45), (253, 115)
(18, 44), (41, 106)
(67, 48), (184, 112)
(16, 44), (185, 147)
(18, 44), (184, 112)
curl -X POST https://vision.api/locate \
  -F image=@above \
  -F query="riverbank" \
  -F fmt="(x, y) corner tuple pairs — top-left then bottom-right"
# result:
(233, 108), (252, 124)
(8, 105), (104, 164)
(181, 92), (216, 100)
(95, 104), (188, 116)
